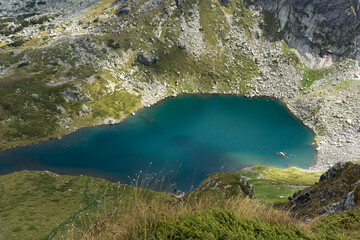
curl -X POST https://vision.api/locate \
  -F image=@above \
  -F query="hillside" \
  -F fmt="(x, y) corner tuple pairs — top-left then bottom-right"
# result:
(1, 1), (360, 239)
(0, 0), (359, 171)
(286, 162), (360, 220)
(1, 164), (360, 239)
(0, 170), (172, 239)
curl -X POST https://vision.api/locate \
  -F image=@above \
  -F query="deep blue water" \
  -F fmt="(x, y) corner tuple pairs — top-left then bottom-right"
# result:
(0, 95), (316, 192)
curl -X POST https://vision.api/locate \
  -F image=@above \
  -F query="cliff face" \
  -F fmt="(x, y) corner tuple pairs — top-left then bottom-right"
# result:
(285, 162), (360, 220)
(245, 0), (360, 68)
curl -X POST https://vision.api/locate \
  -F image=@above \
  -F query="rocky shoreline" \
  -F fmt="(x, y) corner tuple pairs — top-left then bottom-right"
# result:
(0, 0), (359, 172)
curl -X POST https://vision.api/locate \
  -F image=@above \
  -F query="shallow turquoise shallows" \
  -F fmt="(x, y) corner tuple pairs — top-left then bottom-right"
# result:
(0, 95), (316, 191)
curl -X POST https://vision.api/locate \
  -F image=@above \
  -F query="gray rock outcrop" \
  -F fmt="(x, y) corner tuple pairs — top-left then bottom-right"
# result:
(245, 0), (360, 68)
(61, 89), (93, 102)
(139, 52), (158, 65)
(191, 172), (255, 199)
(285, 162), (360, 219)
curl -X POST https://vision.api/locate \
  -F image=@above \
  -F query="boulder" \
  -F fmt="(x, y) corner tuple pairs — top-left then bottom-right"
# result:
(139, 52), (158, 66)
(117, 5), (131, 17)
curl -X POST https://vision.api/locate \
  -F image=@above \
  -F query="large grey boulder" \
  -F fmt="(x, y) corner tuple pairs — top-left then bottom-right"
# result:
(139, 52), (159, 66)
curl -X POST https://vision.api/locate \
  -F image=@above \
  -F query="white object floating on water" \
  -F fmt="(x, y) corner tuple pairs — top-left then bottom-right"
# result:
(278, 152), (286, 157)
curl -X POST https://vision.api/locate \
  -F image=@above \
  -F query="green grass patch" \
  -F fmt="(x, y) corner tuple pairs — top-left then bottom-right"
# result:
(301, 66), (330, 89)
(93, 90), (141, 118)
(0, 171), (171, 240)
(311, 210), (360, 239)
(251, 165), (322, 186)
(155, 208), (312, 239)
(239, 165), (322, 206)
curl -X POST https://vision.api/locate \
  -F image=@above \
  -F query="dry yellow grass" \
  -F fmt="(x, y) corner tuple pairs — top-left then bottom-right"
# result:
(67, 191), (295, 240)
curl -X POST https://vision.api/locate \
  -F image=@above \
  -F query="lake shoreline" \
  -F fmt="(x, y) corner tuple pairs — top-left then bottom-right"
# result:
(0, 93), (320, 170)
(0, 95), (317, 191)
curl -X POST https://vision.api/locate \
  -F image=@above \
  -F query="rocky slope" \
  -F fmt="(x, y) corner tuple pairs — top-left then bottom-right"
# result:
(285, 162), (360, 220)
(0, 0), (100, 16)
(245, 0), (360, 68)
(189, 172), (255, 199)
(0, 0), (359, 171)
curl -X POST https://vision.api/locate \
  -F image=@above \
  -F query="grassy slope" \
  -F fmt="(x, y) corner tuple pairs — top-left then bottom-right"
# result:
(0, 171), (171, 240)
(301, 60), (356, 90)
(309, 210), (360, 239)
(239, 165), (322, 206)
(0, 165), (320, 239)
(0, 37), (142, 150)
(1, 166), (360, 239)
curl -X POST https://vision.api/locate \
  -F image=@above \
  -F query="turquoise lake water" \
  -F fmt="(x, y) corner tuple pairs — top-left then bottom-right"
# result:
(0, 95), (316, 191)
